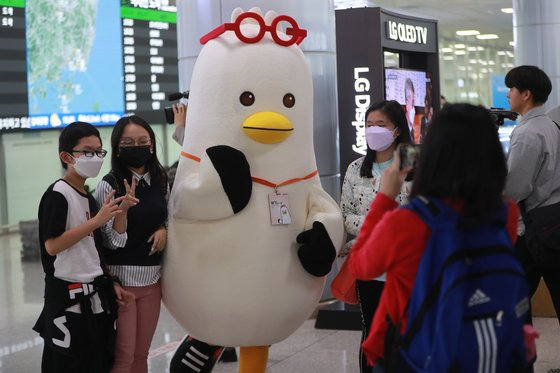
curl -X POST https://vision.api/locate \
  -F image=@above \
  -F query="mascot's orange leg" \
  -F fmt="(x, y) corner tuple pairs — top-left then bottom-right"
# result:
(238, 346), (269, 373)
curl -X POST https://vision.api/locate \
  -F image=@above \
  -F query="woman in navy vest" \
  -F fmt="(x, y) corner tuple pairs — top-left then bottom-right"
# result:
(95, 115), (169, 373)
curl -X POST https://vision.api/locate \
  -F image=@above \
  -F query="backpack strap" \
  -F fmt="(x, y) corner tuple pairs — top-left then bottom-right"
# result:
(403, 195), (458, 231)
(405, 196), (508, 229)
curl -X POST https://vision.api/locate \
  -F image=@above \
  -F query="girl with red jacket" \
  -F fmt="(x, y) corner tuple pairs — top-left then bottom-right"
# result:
(347, 104), (519, 371)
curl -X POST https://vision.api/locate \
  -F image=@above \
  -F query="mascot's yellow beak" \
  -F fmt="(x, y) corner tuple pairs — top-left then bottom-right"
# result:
(242, 111), (293, 144)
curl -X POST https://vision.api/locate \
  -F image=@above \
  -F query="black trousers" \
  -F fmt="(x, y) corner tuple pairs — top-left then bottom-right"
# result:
(41, 312), (111, 373)
(356, 279), (385, 373)
(516, 235), (560, 373)
(515, 235), (560, 323)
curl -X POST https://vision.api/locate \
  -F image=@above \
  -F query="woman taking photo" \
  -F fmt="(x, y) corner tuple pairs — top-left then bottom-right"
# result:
(95, 115), (169, 373)
(339, 100), (411, 373)
(347, 104), (520, 372)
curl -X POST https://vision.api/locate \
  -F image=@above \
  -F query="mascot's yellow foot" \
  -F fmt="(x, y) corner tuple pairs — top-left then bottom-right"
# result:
(238, 346), (269, 373)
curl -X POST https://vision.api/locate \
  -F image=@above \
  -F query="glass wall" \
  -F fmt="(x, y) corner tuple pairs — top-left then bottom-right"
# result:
(439, 31), (515, 107)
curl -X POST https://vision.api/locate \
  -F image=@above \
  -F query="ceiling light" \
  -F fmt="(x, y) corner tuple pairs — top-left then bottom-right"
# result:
(454, 44), (466, 49)
(443, 56), (455, 61)
(441, 47), (453, 53)
(333, 0), (372, 9)
(469, 59), (477, 64)
(509, 41), (515, 47)
(507, 51), (515, 58)
(501, 8), (513, 14)
(456, 30), (480, 36)
(477, 46), (485, 51)
(454, 50), (466, 55)
(467, 47), (478, 52)
(497, 51), (506, 55)
(488, 61), (495, 65)
(476, 34), (499, 40)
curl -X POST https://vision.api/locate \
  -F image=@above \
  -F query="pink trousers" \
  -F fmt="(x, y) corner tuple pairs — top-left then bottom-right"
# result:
(111, 281), (161, 373)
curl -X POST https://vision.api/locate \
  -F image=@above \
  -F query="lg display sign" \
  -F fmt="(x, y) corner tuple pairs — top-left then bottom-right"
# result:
(352, 67), (371, 155)
(386, 20), (428, 45)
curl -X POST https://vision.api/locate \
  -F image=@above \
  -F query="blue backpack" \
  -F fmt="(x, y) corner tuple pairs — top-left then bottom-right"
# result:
(387, 196), (530, 373)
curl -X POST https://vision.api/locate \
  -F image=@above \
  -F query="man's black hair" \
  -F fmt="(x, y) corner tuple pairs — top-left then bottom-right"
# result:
(58, 121), (101, 169)
(410, 104), (507, 222)
(505, 65), (552, 104)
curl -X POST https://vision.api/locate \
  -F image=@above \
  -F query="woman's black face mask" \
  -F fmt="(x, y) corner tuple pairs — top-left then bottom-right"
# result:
(118, 145), (152, 168)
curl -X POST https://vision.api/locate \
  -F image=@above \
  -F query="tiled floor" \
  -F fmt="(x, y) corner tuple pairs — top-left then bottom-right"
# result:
(1, 231), (559, 372)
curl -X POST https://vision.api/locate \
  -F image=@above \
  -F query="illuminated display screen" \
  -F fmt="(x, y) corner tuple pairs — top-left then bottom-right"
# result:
(0, 0), (178, 131)
(385, 67), (433, 143)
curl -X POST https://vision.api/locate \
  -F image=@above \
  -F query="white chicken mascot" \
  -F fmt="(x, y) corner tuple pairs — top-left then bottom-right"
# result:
(163, 7), (345, 373)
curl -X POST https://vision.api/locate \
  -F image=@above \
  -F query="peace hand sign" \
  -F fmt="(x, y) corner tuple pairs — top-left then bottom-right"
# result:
(121, 178), (139, 210)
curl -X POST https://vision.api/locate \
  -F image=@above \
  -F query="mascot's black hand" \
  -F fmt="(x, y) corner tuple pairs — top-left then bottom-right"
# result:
(206, 145), (252, 214)
(297, 221), (336, 277)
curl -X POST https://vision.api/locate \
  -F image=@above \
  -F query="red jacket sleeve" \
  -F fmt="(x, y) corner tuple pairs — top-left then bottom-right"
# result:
(350, 192), (399, 253)
(348, 193), (427, 280)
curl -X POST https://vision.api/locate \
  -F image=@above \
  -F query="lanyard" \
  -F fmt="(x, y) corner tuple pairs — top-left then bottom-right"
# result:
(180, 151), (318, 191)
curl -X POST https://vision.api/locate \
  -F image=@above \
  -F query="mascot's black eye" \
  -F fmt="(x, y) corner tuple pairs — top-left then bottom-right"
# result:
(240, 91), (255, 106)
(283, 93), (295, 108)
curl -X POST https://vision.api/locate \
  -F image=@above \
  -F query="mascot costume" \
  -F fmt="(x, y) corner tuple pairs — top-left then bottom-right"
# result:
(163, 7), (345, 373)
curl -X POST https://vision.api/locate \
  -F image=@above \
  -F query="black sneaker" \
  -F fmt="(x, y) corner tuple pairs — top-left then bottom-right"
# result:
(219, 347), (238, 363)
(170, 336), (225, 373)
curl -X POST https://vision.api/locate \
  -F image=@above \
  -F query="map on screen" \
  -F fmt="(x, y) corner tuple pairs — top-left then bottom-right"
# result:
(26, 0), (124, 128)
(0, 0), (178, 131)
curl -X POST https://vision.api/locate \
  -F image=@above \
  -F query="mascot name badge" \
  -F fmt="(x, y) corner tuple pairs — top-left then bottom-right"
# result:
(269, 192), (292, 225)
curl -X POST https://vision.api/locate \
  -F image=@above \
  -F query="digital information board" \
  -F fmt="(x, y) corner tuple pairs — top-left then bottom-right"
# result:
(0, 0), (178, 131)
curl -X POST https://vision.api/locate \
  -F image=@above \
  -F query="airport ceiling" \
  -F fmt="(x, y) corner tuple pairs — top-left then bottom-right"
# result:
(334, 0), (514, 47)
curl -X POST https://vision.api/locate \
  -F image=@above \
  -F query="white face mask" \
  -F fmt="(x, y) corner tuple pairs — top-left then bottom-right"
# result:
(365, 126), (397, 151)
(71, 155), (104, 178)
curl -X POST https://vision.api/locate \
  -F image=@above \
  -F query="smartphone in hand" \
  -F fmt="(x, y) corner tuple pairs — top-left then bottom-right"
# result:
(398, 143), (421, 170)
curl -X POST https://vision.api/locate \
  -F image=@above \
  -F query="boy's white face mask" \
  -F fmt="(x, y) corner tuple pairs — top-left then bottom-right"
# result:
(71, 155), (104, 178)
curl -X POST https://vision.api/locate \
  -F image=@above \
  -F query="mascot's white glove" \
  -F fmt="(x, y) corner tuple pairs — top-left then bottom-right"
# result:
(172, 145), (252, 221)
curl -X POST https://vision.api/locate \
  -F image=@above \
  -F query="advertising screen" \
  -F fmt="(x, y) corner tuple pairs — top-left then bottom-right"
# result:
(385, 67), (433, 143)
(0, 0), (178, 131)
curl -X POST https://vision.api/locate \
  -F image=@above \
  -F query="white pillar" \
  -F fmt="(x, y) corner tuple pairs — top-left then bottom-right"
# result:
(176, 0), (340, 199)
(513, 0), (560, 110)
